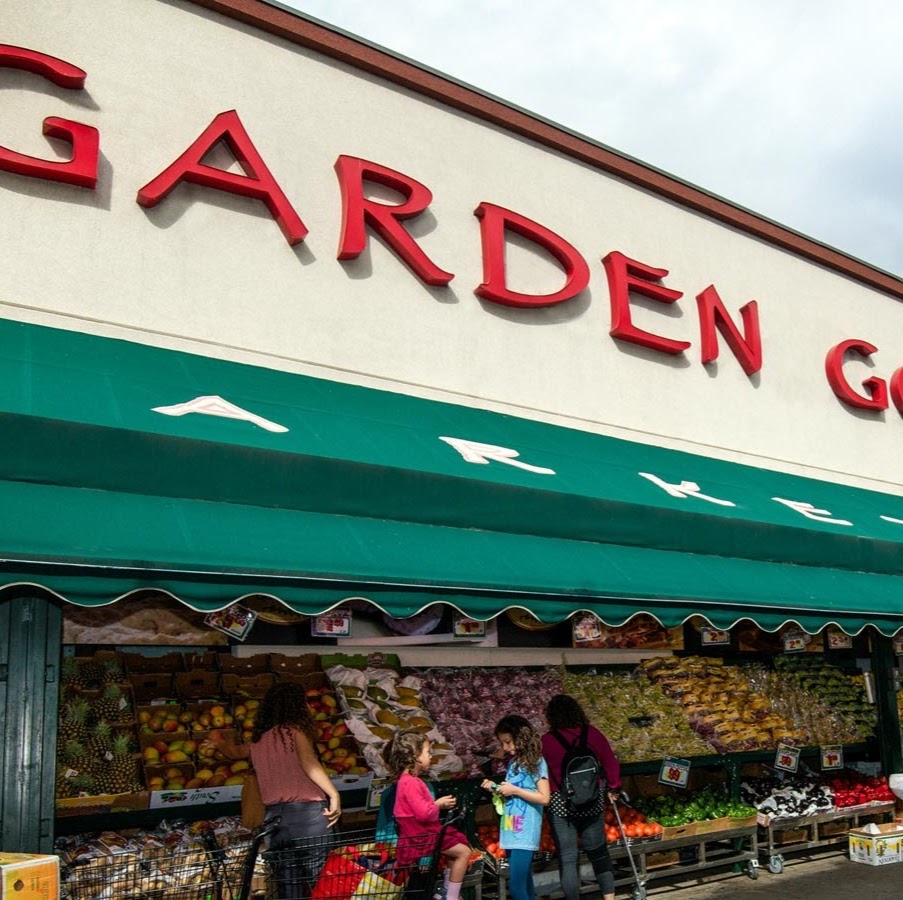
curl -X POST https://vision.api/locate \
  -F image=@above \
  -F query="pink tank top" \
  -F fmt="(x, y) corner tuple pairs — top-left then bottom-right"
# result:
(249, 726), (326, 805)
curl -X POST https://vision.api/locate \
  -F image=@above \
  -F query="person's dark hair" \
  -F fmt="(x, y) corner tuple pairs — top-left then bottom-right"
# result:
(495, 715), (542, 773)
(384, 730), (428, 777)
(252, 682), (317, 748)
(545, 694), (589, 731)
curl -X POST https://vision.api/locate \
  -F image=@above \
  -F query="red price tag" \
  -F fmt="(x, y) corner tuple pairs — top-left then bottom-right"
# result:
(658, 756), (690, 788)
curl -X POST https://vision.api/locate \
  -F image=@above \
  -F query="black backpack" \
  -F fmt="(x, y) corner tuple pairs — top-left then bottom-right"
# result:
(552, 724), (602, 811)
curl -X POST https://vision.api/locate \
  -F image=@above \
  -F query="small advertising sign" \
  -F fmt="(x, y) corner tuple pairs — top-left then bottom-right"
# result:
(658, 756), (691, 789)
(204, 604), (258, 641)
(311, 608), (352, 638)
(774, 744), (801, 773)
(452, 613), (486, 638)
(820, 744), (844, 770)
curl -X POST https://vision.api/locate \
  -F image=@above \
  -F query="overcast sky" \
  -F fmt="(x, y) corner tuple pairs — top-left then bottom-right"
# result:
(276, 0), (903, 278)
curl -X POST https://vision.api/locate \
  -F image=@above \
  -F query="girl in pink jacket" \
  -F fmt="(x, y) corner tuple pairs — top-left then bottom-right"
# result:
(385, 731), (471, 900)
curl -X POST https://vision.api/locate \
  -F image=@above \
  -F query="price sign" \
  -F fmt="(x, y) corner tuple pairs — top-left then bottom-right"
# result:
(658, 755), (691, 788)
(893, 634), (903, 656)
(827, 630), (853, 650)
(782, 632), (807, 653)
(774, 744), (801, 773)
(311, 608), (352, 638)
(820, 744), (844, 770)
(366, 778), (391, 812)
(701, 627), (731, 645)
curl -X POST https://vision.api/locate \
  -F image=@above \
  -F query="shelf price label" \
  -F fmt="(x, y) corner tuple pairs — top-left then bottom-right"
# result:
(782, 631), (807, 653)
(820, 744), (844, 770)
(701, 626), (731, 646)
(658, 755), (691, 789)
(774, 744), (801, 773)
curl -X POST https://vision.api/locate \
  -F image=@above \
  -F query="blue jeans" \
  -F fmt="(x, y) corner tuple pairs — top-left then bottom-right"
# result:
(547, 811), (614, 900)
(507, 849), (536, 900)
(266, 800), (330, 899)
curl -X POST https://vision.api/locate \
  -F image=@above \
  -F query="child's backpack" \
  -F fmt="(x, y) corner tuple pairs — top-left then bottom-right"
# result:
(552, 724), (603, 812)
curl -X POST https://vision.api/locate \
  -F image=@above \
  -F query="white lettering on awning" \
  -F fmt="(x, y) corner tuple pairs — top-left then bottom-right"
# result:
(439, 437), (556, 475)
(152, 395), (288, 433)
(638, 473), (736, 507)
(772, 497), (852, 527)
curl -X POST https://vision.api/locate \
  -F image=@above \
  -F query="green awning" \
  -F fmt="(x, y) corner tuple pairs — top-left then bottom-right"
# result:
(3, 318), (903, 634)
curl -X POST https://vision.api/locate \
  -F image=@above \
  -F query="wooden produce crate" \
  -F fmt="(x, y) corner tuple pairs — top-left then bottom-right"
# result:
(129, 672), (175, 702)
(124, 652), (185, 674)
(269, 652), (321, 676)
(174, 669), (221, 699)
(217, 653), (270, 674)
(221, 672), (276, 698)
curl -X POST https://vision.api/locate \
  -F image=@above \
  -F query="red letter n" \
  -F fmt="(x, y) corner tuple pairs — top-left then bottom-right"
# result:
(696, 285), (762, 376)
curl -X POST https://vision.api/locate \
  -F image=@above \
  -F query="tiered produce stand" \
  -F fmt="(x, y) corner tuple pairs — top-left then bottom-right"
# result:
(51, 645), (900, 895)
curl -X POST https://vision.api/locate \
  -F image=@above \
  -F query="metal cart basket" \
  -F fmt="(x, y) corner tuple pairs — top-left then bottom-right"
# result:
(60, 824), (255, 900)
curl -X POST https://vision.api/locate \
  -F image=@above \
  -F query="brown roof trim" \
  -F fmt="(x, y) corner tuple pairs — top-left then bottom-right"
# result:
(189, 0), (903, 301)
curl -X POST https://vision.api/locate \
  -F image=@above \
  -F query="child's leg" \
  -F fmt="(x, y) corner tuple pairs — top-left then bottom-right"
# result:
(506, 849), (535, 900)
(443, 843), (471, 900)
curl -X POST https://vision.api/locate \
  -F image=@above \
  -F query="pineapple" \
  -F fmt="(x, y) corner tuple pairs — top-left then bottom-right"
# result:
(60, 741), (94, 778)
(58, 697), (90, 745)
(100, 658), (125, 685)
(93, 684), (131, 723)
(70, 771), (96, 797)
(89, 721), (114, 759)
(60, 657), (81, 697)
(106, 733), (142, 795)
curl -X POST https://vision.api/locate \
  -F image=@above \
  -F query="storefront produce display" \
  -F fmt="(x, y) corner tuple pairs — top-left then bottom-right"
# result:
(415, 666), (563, 775)
(772, 655), (876, 740)
(563, 671), (713, 761)
(634, 788), (756, 829)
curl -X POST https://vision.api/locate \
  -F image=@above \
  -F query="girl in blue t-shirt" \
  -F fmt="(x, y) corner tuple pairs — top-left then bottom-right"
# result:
(481, 715), (551, 900)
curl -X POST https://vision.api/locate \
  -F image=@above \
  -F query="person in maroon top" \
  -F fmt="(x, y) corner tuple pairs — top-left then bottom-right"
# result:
(206, 683), (340, 899)
(540, 694), (621, 900)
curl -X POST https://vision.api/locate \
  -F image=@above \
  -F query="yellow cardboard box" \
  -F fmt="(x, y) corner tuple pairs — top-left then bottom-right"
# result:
(848, 823), (903, 866)
(0, 852), (60, 899)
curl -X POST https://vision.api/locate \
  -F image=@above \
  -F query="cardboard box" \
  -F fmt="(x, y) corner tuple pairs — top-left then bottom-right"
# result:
(849, 823), (903, 865)
(695, 817), (731, 835)
(645, 850), (680, 869)
(221, 672), (276, 698)
(269, 653), (321, 675)
(0, 853), (59, 899)
(661, 823), (696, 841)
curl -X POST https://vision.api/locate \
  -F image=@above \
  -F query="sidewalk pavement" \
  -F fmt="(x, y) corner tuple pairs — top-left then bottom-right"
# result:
(629, 848), (901, 899)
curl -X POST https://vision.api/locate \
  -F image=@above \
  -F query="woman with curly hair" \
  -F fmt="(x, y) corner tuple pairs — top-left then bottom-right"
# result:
(384, 730), (470, 900)
(541, 694), (621, 900)
(481, 716), (550, 900)
(205, 682), (340, 898)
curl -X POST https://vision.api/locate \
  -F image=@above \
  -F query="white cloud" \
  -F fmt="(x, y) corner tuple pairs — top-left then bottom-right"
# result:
(277, 0), (903, 274)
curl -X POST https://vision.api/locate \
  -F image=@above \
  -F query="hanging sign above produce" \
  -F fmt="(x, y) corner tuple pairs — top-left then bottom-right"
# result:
(774, 744), (801, 773)
(658, 756), (691, 789)
(820, 745), (844, 771)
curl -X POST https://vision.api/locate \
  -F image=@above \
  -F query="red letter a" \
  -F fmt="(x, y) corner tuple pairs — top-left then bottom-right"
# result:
(137, 110), (307, 246)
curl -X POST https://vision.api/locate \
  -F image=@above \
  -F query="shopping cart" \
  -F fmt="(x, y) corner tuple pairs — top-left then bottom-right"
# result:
(253, 812), (468, 900)
(60, 822), (257, 900)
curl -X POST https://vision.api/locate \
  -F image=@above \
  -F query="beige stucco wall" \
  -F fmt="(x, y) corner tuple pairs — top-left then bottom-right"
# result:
(3, 0), (903, 493)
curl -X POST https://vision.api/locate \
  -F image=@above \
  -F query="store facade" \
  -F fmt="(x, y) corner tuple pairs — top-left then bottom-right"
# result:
(3, 0), (903, 857)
